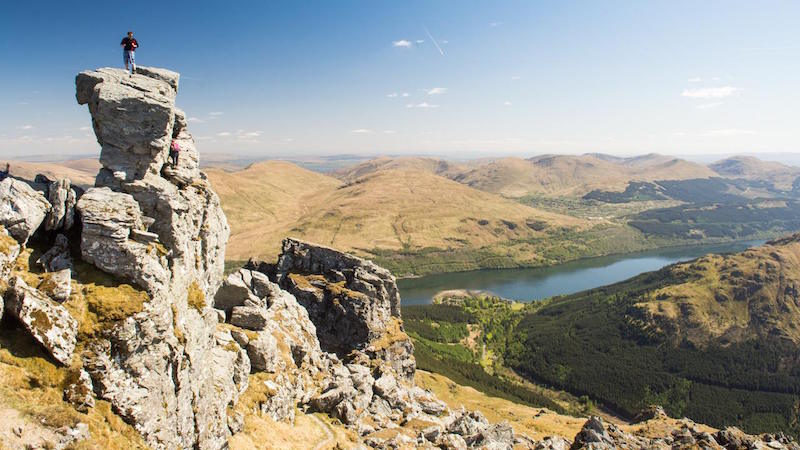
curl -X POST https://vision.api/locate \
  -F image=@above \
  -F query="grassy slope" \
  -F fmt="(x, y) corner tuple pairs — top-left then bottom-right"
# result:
(206, 161), (343, 261)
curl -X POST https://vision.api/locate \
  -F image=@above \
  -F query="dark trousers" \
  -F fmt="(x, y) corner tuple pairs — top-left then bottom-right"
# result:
(170, 151), (179, 166)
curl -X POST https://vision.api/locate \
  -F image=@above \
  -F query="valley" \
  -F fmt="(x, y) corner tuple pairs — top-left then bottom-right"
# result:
(404, 236), (800, 438)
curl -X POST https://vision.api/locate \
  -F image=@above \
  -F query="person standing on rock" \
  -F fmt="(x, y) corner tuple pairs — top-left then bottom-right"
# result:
(121, 31), (138, 75)
(169, 139), (180, 167)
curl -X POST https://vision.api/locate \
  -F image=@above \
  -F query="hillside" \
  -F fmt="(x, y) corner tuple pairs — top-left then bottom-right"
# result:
(510, 235), (800, 436)
(205, 161), (343, 261)
(711, 156), (800, 191)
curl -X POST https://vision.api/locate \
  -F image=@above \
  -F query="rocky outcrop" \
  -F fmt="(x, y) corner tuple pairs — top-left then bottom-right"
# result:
(272, 238), (416, 382)
(73, 67), (237, 450)
(0, 177), (50, 244)
(4, 277), (78, 365)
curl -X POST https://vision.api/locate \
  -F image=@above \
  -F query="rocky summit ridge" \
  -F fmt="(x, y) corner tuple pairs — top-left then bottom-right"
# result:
(0, 66), (798, 449)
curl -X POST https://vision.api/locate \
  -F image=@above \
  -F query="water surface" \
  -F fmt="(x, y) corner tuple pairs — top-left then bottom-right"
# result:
(398, 240), (763, 305)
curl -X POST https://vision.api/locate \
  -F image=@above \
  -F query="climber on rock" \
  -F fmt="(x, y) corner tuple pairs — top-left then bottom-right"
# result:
(169, 139), (180, 167)
(121, 31), (138, 75)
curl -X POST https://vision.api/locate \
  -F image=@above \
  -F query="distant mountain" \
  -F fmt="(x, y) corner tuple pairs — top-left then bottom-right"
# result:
(3, 158), (100, 188)
(331, 156), (465, 183)
(710, 156), (800, 191)
(451, 154), (715, 198)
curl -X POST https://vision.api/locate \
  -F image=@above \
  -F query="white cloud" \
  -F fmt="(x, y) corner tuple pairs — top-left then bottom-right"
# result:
(511, 75), (521, 80)
(402, 92), (410, 97)
(208, 111), (223, 116)
(393, 40), (412, 48)
(18, 125), (34, 130)
(426, 87), (448, 95)
(696, 102), (723, 110)
(703, 128), (756, 137)
(386, 92), (398, 98)
(283, 138), (295, 142)
(383, 130), (397, 134)
(503, 101), (512, 106)
(351, 129), (372, 134)
(240, 131), (262, 138)
(490, 21), (503, 27)
(186, 117), (205, 123)
(415, 40), (425, 44)
(687, 77), (702, 83)
(78, 126), (91, 131)
(681, 86), (742, 99)
(407, 102), (439, 109)
(216, 132), (231, 137)
(441, 40), (449, 44)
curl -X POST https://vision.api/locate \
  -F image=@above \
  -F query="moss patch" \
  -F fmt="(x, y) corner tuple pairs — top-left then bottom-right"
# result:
(0, 224), (18, 256)
(64, 262), (149, 339)
(187, 281), (207, 311)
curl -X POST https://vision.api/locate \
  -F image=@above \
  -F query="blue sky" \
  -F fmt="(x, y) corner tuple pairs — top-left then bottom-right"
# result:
(1, 0), (798, 159)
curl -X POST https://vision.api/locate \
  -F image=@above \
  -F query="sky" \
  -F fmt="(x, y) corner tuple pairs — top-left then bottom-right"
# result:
(0, 0), (798, 160)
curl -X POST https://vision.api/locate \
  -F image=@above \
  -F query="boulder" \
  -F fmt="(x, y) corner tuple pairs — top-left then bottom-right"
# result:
(64, 369), (95, 413)
(76, 187), (169, 293)
(246, 332), (281, 372)
(44, 178), (77, 231)
(5, 277), (78, 365)
(0, 177), (50, 244)
(214, 269), (267, 312)
(37, 234), (73, 272)
(230, 306), (268, 330)
(39, 269), (72, 302)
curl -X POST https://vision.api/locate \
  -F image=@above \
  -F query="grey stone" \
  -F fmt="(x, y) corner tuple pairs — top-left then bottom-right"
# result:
(41, 269), (72, 302)
(0, 177), (51, 244)
(45, 178), (77, 232)
(230, 306), (268, 330)
(76, 187), (169, 293)
(246, 332), (281, 372)
(5, 277), (78, 365)
(37, 234), (73, 272)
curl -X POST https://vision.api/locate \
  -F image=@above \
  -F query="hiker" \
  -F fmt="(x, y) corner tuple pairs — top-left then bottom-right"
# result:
(0, 163), (8, 181)
(121, 31), (138, 75)
(169, 139), (180, 167)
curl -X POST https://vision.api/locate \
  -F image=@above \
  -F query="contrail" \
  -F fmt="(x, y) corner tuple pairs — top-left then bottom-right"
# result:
(424, 26), (444, 56)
